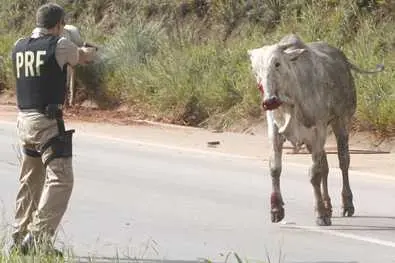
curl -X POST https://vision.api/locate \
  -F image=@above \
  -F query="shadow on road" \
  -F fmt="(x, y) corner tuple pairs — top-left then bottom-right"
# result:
(333, 216), (395, 223)
(289, 262), (358, 263)
(328, 225), (395, 231)
(332, 215), (395, 220)
(329, 215), (395, 231)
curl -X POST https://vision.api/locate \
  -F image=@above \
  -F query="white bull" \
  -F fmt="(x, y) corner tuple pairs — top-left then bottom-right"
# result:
(248, 34), (384, 226)
(62, 25), (84, 107)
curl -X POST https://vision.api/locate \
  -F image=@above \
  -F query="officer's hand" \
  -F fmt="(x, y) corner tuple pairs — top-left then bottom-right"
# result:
(83, 42), (98, 51)
(78, 47), (97, 64)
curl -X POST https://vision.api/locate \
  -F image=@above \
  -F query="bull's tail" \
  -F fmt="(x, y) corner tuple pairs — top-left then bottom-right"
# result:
(347, 61), (385, 74)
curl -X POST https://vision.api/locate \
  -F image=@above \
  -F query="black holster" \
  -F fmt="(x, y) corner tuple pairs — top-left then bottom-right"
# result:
(45, 104), (63, 119)
(40, 117), (75, 167)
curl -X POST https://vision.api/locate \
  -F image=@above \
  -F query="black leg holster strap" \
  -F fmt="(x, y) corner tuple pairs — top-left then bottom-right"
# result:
(23, 147), (42, 158)
(40, 118), (75, 167)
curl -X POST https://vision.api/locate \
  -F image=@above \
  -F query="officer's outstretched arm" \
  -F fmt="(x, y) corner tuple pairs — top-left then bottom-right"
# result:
(56, 38), (97, 68)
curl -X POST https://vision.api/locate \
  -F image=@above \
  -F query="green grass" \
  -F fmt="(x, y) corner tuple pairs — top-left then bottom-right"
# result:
(0, 236), (160, 263)
(0, 0), (394, 135)
(0, 249), (265, 263)
(0, 242), (254, 263)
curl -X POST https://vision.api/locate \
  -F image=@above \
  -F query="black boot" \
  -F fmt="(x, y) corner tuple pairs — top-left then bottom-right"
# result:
(8, 243), (21, 255)
(8, 231), (25, 253)
(20, 232), (63, 257)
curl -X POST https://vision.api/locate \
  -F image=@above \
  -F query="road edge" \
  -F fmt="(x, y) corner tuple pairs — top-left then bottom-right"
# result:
(1, 118), (393, 182)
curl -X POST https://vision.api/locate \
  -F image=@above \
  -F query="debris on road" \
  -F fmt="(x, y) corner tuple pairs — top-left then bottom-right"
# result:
(207, 141), (221, 147)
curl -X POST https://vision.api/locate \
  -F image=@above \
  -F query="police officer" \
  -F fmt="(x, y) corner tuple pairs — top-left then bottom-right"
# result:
(10, 3), (96, 256)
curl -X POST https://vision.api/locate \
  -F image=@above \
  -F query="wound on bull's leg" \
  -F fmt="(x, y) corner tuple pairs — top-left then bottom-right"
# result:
(270, 192), (284, 223)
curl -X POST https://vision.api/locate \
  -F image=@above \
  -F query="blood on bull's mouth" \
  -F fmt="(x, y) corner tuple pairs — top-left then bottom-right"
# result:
(257, 82), (282, 110)
(262, 96), (283, 111)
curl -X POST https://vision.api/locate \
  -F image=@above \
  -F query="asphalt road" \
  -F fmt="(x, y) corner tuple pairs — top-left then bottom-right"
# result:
(0, 121), (395, 263)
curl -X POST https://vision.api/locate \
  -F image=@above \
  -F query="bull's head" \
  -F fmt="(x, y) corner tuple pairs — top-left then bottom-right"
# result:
(248, 42), (306, 111)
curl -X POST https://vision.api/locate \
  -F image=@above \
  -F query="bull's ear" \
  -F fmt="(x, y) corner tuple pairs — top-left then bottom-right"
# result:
(247, 49), (254, 58)
(247, 49), (257, 63)
(284, 48), (306, 61)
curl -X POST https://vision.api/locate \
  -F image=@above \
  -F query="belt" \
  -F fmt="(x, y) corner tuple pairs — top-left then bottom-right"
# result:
(19, 104), (63, 111)
(19, 108), (46, 113)
(19, 104), (63, 118)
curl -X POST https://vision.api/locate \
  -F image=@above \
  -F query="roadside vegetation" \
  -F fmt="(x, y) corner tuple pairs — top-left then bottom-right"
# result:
(0, 0), (394, 136)
(0, 239), (249, 263)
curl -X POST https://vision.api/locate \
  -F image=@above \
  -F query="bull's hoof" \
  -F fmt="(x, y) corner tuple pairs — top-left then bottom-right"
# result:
(270, 192), (285, 223)
(316, 216), (332, 226)
(326, 208), (333, 218)
(271, 207), (285, 223)
(324, 201), (333, 217)
(342, 206), (355, 217)
(342, 194), (354, 217)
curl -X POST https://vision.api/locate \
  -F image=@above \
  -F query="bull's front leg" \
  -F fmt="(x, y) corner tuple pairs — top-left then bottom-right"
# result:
(267, 116), (286, 223)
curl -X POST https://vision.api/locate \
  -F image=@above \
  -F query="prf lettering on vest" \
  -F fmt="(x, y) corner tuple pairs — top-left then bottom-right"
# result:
(16, 50), (46, 78)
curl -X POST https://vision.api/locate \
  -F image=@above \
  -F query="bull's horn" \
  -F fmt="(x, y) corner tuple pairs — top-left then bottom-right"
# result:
(278, 43), (295, 50)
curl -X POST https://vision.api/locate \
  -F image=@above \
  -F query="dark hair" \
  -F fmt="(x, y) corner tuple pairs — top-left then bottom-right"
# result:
(36, 3), (65, 29)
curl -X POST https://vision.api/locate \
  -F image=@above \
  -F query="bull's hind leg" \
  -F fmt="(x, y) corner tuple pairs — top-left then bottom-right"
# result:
(268, 123), (286, 223)
(308, 128), (332, 226)
(310, 149), (331, 226)
(321, 165), (333, 218)
(319, 145), (332, 218)
(332, 119), (354, 217)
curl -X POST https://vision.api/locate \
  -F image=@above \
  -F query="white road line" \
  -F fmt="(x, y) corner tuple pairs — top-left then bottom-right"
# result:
(282, 224), (395, 248)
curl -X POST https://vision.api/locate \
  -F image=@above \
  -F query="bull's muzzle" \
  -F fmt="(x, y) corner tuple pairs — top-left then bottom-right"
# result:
(262, 96), (282, 111)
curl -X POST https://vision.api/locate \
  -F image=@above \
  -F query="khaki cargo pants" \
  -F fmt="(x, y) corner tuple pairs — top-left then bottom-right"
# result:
(12, 111), (74, 243)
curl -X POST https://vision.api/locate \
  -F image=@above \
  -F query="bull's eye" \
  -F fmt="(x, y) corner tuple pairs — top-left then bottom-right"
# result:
(275, 62), (280, 68)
